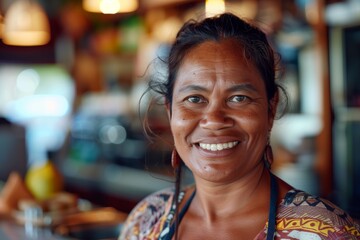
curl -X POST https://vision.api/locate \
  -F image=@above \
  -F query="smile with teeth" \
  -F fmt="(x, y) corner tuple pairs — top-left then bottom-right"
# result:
(199, 141), (239, 151)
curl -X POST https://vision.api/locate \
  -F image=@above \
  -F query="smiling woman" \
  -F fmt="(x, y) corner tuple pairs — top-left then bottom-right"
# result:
(119, 13), (360, 240)
(169, 39), (272, 184)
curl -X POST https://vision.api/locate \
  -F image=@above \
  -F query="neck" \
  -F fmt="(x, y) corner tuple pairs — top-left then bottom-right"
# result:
(192, 166), (271, 223)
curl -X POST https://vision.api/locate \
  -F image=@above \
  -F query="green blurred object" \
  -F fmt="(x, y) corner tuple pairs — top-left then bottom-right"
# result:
(119, 16), (144, 53)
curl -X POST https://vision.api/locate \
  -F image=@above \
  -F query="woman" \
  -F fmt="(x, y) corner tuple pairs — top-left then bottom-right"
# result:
(119, 13), (360, 239)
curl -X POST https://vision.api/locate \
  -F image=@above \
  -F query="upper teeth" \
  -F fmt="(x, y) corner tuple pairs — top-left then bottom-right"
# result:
(199, 141), (238, 151)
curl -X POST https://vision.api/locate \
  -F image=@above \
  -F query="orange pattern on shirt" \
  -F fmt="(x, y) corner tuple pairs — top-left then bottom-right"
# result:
(276, 218), (336, 237)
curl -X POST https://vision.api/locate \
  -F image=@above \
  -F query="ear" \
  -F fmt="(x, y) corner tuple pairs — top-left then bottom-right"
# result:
(268, 91), (279, 128)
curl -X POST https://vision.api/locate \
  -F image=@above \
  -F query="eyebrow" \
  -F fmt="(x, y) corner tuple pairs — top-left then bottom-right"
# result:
(227, 83), (259, 93)
(178, 85), (207, 93)
(178, 83), (259, 94)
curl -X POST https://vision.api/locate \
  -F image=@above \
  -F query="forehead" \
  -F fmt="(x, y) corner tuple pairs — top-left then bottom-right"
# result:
(184, 39), (246, 62)
(176, 39), (262, 83)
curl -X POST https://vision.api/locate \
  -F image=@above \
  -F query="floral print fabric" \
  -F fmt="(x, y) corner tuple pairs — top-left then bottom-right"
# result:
(119, 188), (360, 240)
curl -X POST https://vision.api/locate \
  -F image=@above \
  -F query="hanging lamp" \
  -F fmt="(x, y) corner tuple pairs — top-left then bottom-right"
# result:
(205, 0), (226, 17)
(2, 0), (50, 46)
(83, 0), (138, 14)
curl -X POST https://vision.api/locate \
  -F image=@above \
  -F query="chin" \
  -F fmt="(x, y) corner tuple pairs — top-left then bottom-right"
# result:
(194, 164), (236, 183)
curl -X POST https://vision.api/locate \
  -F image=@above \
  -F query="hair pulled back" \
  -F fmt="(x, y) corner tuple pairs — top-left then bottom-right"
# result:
(144, 14), (286, 239)
(149, 12), (282, 113)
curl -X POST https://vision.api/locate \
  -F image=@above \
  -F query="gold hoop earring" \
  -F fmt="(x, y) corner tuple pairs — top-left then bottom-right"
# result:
(171, 149), (180, 169)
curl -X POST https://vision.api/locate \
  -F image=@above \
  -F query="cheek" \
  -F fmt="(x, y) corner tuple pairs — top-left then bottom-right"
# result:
(170, 108), (199, 147)
(171, 107), (198, 128)
(237, 110), (271, 142)
(240, 108), (270, 127)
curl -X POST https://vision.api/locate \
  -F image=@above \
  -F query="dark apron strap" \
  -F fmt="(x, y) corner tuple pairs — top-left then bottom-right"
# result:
(266, 172), (278, 240)
(165, 189), (196, 240)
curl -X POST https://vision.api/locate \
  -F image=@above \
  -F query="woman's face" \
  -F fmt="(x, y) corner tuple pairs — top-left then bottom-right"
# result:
(168, 39), (276, 184)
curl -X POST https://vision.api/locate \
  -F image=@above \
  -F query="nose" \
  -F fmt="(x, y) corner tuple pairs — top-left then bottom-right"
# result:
(199, 103), (234, 130)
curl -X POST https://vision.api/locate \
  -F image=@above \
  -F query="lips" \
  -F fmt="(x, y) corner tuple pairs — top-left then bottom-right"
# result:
(198, 141), (239, 151)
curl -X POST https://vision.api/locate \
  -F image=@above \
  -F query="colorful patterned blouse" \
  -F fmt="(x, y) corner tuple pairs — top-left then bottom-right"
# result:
(119, 187), (360, 240)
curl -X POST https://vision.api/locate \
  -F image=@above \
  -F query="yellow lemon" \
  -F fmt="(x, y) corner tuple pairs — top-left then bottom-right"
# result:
(25, 161), (63, 201)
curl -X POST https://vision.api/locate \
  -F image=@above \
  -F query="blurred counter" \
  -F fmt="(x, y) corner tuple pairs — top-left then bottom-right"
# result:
(59, 160), (194, 213)
(0, 218), (66, 240)
(0, 207), (126, 240)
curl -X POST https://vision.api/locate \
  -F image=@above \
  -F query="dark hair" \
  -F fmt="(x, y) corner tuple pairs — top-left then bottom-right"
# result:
(149, 12), (285, 116)
(144, 13), (287, 239)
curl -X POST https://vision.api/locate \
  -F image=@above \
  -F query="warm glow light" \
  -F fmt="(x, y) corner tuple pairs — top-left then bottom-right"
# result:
(100, 0), (121, 14)
(205, 0), (226, 18)
(83, 0), (138, 14)
(2, 0), (50, 46)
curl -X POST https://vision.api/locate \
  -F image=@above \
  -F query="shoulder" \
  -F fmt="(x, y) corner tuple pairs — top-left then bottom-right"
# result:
(119, 188), (175, 240)
(135, 187), (175, 210)
(276, 189), (360, 239)
(128, 187), (175, 217)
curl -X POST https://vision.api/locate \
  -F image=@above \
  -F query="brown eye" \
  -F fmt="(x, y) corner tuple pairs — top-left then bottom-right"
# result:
(187, 96), (205, 103)
(229, 95), (248, 103)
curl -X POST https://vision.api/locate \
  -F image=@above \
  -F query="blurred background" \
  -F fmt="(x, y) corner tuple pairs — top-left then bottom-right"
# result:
(0, 0), (359, 219)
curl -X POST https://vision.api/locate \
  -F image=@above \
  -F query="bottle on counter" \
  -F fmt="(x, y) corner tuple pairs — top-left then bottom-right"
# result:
(25, 151), (64, 201)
